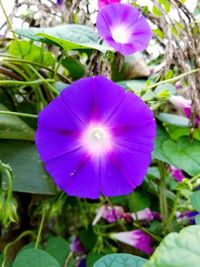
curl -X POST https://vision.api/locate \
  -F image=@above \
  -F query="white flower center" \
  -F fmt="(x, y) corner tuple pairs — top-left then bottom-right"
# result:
(111, 25), (130, 44)
(82, 125), (112, 156)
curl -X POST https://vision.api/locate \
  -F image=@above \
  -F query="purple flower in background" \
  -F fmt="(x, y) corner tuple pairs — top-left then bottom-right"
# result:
(132, 208), (155, 222)
(169, 95), (192, 118)
(176, 211), (199, 224)
(98, 0), (121, 9)
(112, 229), (153, 254)
(96, 3), (152, 55)
(70, 237), (85, 254)
(169, 165), (184, 182)
(92, 205), (125, 225)
(35, 76), (156, 199)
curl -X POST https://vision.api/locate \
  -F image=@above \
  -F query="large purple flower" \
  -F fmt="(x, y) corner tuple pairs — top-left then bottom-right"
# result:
(98, 0), (121, 9)
(96, 3), (152, 55)
(35, 76), (155, 199)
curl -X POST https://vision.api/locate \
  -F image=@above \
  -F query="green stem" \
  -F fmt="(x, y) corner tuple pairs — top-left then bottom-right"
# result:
(148, 68), (200, 90)
(53, 51), (65, 80)
(63, 252), (73, 267)
(0, 55), (72, 83)
(0, 79), (54, 86)
(0, 0), (18, 41)
(0, 110), (38, 118)
(28, 65), (59, 96)
(35, 210), (47, 249)
(2, 231), (35, 267)
(133, 222), (162, 242)
(158, 163), (168, 227)
(190, 172), (200, 184)
(164, 191), (180, 231)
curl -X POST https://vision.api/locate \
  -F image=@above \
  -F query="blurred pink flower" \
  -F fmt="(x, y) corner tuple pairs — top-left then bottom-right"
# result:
(132, 208), (154, 221)
(92, 205), (124, 225)
(70, 237), (85, 254)
(98, 0), (121, 9)
(112, 229), (153, 254)
(169, 95), (192, 118)
(169, 165), (184, 182)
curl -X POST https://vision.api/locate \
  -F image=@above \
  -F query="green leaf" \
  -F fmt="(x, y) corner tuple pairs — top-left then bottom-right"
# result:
(0, 140), (56, 194)
(153, 124), (172, 164)
(153, 125), (200, 176)
(93, 254), (147, 267)
(45, 237), (71, 266)
(0, 104), (34, 141)
(9, 40), (55, 67)
(195, 214), (200, 224)
(128, 191), (150, 212)
(117, 80), (146, 91)
(191, 191), (200, 211)
(156, 113), (190, 127)
(162, 137), (200, 176)
(87, 253), (103, 267)
(144, 225), (200, 267)
(15, 25), (111, 52)
(80, 227), (97, 251)
(152, 6), (162, 17)
(62, 56), (85, 80)
(154, 83), (176, 97)
(13, 248), (60, 267)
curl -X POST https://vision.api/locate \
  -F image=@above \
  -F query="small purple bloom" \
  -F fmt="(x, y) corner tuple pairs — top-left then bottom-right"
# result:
(96, 3), (152, 55)
(132, 208), (154, 222)
(70, 237), (85, 254)
(92, 205), (125, 225)
(176, 211), (199, 224)
(57, 0), (63, 5)
(112, 229), (153, 254)
(98, 0), (121, 9)
(169, 95), (192, 118)
(169, 165), (184, 182)
(35, 76), (156, 199)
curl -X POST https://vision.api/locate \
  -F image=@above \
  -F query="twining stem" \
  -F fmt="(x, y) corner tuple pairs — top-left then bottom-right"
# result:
(63, 252), (73, 267)
(0, 110), (38, 118)
(0, 79), (54, 86)
(28, 65), (59, 96)
(164, 191), (180, 231)
(35, 210), (47, 249)
(2, 231), (35, 267)
(0, 0), (18, 41)
(53, 51), (66, 80)
(147, 68), (200, 90)
(190, 172), (200, 184)
(133, 222), (162, 242)
(158, 162), (168, 228)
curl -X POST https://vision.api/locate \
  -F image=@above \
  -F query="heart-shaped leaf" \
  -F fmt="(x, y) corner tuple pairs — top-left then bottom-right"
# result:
(13, 248), (60, 267)
(93, 253), (147, 267)
(144, 225), (200, 267)
(15, 25), (111, 52)
(0, 104), (34, 141)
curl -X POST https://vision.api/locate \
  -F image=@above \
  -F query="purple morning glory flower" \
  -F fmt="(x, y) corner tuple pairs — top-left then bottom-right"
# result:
(35, 76), (156, 199)
(92, 204), (125, 225)
(96, 3), (152, 55)
(98, 0), (121, 9)
(169, 165), (184, 182)
(112, 229), (153, 254)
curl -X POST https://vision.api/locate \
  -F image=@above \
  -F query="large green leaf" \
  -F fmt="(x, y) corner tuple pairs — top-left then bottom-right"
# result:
(157, 113), (190, 127)
(15, 25), (111, 52)
(190, 191), (200, 211)
(0, 140), (56, 194)
(45, 237), (71, 266)
(153, 124), (172, 164)
(162, 137), (200, 176)
(9, 40), (55, 67)
(144, 225), (200, 267)
(153, 124), (200, 176)
(93, 254), (147, 267)
(13, 248), (60, 267)
(0, 104), (34, 141)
